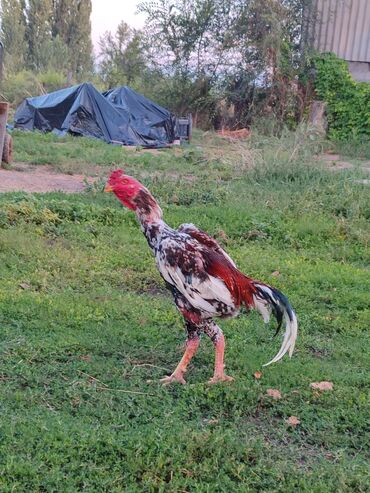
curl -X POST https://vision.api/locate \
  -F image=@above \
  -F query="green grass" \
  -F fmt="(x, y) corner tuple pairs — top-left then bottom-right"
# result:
(330, 138), (370, 160)
(1, 129), (369, 492)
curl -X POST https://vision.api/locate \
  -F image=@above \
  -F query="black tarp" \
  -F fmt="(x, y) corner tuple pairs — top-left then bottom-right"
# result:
(103, 86), (177, 145)
(14, 83), (177, 148)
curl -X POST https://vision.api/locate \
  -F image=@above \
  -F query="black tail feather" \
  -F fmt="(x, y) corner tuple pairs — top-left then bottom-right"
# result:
(251, 282), (298, 366)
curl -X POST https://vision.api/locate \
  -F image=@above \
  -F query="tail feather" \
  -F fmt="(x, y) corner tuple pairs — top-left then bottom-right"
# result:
(249, 282), (298, 366)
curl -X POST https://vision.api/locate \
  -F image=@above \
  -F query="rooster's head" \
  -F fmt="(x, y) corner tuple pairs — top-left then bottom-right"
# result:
(105, 169), (159, 218)
(105, 169), (147, 210)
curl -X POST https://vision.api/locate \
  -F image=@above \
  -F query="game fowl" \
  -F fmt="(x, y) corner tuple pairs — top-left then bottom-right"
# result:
(105, 170), (297, 384)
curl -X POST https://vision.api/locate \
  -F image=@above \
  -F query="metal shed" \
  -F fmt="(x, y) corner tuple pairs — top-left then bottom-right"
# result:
(305, 0), (370, 82)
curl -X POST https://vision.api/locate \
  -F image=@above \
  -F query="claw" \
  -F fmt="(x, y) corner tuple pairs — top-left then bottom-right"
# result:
(207, 374), (234, 385)
(160, 373), (186, 385)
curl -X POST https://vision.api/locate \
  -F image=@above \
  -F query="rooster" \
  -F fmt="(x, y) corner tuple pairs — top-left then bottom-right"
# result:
(105, 169), (297, 384)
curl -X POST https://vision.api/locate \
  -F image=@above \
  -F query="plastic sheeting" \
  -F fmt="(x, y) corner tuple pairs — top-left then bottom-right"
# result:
(103, 86), (177, 145)
(14, 83), (177, 148)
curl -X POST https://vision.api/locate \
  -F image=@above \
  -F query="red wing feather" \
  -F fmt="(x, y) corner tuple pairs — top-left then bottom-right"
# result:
(177, 223), (256, 309)
(203, 250), (256, 308)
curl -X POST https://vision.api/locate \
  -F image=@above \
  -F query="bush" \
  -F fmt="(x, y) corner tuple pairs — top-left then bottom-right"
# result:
(313, 53), (370, 140)
(38, 71), (68, 93)
(1, 70), (68, 108)
(1, 71), (41, 107)
(0, 198), (123, 229)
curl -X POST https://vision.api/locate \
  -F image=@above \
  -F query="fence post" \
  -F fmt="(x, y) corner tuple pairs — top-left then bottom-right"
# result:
(0, 102), (9, 162)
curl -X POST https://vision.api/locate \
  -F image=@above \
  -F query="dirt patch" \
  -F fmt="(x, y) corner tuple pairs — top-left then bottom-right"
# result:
(216, 128), (251, 140)
(125, 146), (164, 154)
(321, 153), (354, 170)
(320, 153), (370, 172)
(0, 163), (97, 193)
(136, 169), (196, 182)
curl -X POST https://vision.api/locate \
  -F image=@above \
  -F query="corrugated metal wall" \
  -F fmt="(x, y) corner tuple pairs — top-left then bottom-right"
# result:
(0, 42), (3, 81)
(310, 0), (370, 62)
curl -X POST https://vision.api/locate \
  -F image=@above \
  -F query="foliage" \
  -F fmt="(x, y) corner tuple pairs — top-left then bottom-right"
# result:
(25, 0), (54, 71)
(0, 130), (369, 491)
(1, 0), (313, 132)
(98, 22), (147, 88)
(52, 0), (93, 77)
(11, 130), (143, 167)
(313, 52), (370, 140)
(34, 35), (72, 74)
(1, 71), (41, 107)
(0, 197), (122, 228)
(0, 0), (27, 73)
(37, 70), (68, 93)
(1, 70), (69, 106)
(0, 0), (92, 78)
(135, 0), (311, 128)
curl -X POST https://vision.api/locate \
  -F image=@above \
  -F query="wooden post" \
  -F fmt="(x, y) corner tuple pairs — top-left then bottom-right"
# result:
(309, 101), (327, 134)
(0, 102), (9, 162)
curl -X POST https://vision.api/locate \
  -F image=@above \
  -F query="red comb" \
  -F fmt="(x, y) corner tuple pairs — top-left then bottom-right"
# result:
(108, 169), (125, 183)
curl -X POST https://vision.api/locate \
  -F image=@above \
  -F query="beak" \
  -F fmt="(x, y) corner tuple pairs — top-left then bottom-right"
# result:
(104, 184), (113, 193)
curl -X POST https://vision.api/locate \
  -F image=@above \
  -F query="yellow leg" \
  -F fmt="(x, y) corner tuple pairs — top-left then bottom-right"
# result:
(160, 337), (200, 385)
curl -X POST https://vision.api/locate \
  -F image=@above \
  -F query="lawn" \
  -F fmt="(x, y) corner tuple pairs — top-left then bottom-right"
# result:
(0, 128), (369, 492)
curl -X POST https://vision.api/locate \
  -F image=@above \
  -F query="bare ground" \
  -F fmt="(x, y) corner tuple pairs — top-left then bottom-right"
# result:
(0, 163), (97, 193)
(321, 153), (370, 172)
(0, 163), (197, 194)
(1, 152), (370, 194)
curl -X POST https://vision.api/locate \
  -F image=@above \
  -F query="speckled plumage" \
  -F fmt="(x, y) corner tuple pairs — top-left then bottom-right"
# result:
(106, 170), (298, 383)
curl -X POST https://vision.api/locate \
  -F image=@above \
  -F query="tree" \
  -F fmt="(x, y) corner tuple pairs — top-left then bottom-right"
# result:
(0, 0), (27, 74)
(37, 35), (71, 73)
(138, 0), (236, 78)
(5, 0), (93, 76)
(52, 0), (93, 77)
(137, 0), (237, 118)
(25, 0), (54, 71)
(138, 0), (310, 128)
(98, 22), (146, 88)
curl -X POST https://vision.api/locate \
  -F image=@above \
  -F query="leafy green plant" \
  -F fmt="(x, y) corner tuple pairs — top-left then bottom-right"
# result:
(38, 70), (67, 93)
(0, 197), (124, 228)
(313, 53), (370, 140)
(1, 70), (41, 106)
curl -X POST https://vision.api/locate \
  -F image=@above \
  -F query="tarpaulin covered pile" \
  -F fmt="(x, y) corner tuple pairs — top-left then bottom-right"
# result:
(14, 83), (178, 148)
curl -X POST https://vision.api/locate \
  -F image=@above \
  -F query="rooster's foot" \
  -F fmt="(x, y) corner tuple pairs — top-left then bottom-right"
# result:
(160, 372), (186, 385)
(207, 374), (234, 385)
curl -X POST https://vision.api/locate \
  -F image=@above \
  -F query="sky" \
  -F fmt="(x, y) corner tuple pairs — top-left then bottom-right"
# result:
(91, 0), (146, 52)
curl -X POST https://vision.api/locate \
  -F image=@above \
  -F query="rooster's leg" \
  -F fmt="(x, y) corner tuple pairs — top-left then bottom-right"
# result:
(160, 335), (200, 385)
(161, 318), (201, 385)
(204, 322), (234, 384)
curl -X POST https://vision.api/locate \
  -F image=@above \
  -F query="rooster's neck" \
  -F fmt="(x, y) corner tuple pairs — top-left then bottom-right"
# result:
(133, 188), (166, 248)
(133, 188), (163, 224)
(136, 207), (163, 226)
(141, 220), (167, 250)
